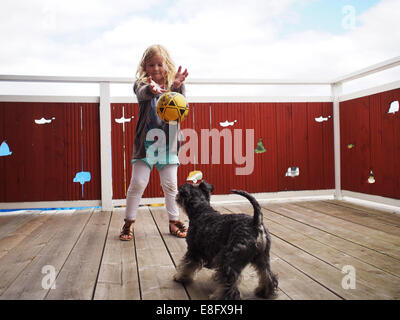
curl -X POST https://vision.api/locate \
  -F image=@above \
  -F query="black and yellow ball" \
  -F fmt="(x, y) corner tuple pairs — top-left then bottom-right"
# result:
(156, 92), (189, 123)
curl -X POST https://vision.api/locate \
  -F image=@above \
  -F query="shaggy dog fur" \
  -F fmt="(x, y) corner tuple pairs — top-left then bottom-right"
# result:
(174, 181), (278, 300)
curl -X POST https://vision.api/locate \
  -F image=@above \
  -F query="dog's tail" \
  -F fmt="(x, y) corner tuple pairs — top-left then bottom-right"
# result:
(231, 190), (262, 226)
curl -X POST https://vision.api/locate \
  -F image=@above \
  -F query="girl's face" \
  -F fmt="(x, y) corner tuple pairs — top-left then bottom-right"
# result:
(145, 54), (166, 85)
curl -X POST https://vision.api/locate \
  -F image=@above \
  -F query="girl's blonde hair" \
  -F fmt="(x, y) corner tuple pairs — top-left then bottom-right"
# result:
(136, 44), (176, 90)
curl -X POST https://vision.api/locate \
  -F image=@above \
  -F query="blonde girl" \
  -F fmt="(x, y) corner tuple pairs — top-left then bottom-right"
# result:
(120, 45), (189, 241)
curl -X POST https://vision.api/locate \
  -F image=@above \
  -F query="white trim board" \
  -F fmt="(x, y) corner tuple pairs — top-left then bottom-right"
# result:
(112, 190), (336, 207)
(0, 200), (101, 210)
(341, 191), (400, 214)
(2, 189), (399, 214)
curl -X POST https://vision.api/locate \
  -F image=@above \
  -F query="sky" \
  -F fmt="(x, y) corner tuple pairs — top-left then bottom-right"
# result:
(0, 0), (399, 96)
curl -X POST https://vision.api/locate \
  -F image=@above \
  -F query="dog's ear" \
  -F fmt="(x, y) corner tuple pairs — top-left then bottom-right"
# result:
(179, 184), (191, 197)
(199, 180), (214, 194)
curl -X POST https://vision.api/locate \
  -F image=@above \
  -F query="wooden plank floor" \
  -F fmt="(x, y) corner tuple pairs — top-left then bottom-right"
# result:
(0, 200), (399, 300)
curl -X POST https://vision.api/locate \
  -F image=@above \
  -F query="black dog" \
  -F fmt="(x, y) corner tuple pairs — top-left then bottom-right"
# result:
(174, 181), (278, 300)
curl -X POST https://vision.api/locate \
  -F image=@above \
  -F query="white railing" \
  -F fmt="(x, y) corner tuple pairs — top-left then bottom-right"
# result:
(0, 56), (399, 211)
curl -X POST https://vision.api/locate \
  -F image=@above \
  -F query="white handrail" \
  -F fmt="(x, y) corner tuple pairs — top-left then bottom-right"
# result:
(0, 55), (398, 86)
(0, 75), (134, 84)
(331, 56), (400, 84)
(187, 79), (331, 85)
(0, 74), (330, 85)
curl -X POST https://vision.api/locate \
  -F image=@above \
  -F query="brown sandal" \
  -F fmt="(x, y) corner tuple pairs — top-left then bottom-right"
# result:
(120, 219), (135, 241)
(169, 220), (187, 238)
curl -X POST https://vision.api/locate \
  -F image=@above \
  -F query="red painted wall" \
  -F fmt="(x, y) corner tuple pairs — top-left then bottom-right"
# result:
(4, 91), (398, 204)
(0, 102), (101, 202)
(340, 88), (400, 199)
(0, 100), (336, 203)
(111, 101), (335, 199)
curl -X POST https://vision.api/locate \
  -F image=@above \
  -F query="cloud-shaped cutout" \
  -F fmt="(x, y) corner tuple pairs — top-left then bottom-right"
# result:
(0, 141), (12, 156)
(388, 101), (399, 114)
(73, 171), (91, 185)
(35, 117), (56, 124)
(286, 167), (300, 178)
(315, 115), (331, 123)
(115, 116), (134, 124)
(219, 120), (237, 127)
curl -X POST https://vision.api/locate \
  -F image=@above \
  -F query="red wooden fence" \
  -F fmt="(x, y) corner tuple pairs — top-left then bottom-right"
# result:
(0, 102), (101, 202)
(2, 89), (398, 204)
(110, 101), (335, 198)
(340, 88), (400, 199)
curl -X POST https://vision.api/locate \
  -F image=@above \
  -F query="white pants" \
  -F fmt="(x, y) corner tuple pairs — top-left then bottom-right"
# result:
(125, 160), (179, 221)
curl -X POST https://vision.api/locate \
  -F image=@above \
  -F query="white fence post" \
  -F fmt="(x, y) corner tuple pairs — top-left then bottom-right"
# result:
(99, 82), (113, 211)
(332, 82), (343, 200)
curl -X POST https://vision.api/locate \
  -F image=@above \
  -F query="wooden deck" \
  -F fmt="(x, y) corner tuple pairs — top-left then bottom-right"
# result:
(0, 200), (399, 300)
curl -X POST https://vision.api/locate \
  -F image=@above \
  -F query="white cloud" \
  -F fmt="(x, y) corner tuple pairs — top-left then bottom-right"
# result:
(0, 0), (398, 96)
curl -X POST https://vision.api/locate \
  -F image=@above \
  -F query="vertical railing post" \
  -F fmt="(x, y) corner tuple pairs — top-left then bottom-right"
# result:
(99, 82), (113, 211)
(332, 82), (343, 200)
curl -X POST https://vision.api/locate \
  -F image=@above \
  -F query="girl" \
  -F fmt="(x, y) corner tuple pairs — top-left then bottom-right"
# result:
(120, 44), (189, 241)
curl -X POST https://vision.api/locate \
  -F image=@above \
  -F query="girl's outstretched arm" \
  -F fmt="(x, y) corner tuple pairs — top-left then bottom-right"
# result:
(133, 77), (166, 101)
(148, 76), (167, 94)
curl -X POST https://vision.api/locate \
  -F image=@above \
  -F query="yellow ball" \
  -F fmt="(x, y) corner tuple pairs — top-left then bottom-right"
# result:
(156, 92), (189, 123)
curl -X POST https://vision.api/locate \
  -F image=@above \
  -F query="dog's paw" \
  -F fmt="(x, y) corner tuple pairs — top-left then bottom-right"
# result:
(173, 273), (184, 283)
(255, 285), (277, 299)
(209, 288), (241, 300)
(173, 273), (192, 284)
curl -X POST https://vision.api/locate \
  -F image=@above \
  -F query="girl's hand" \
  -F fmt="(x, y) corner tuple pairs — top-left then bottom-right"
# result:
(173, 66), (189, 89)
(148, 76), (167, 94)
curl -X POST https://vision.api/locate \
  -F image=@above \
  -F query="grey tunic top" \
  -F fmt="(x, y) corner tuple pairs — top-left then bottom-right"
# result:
(132, 80), (186, 160)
